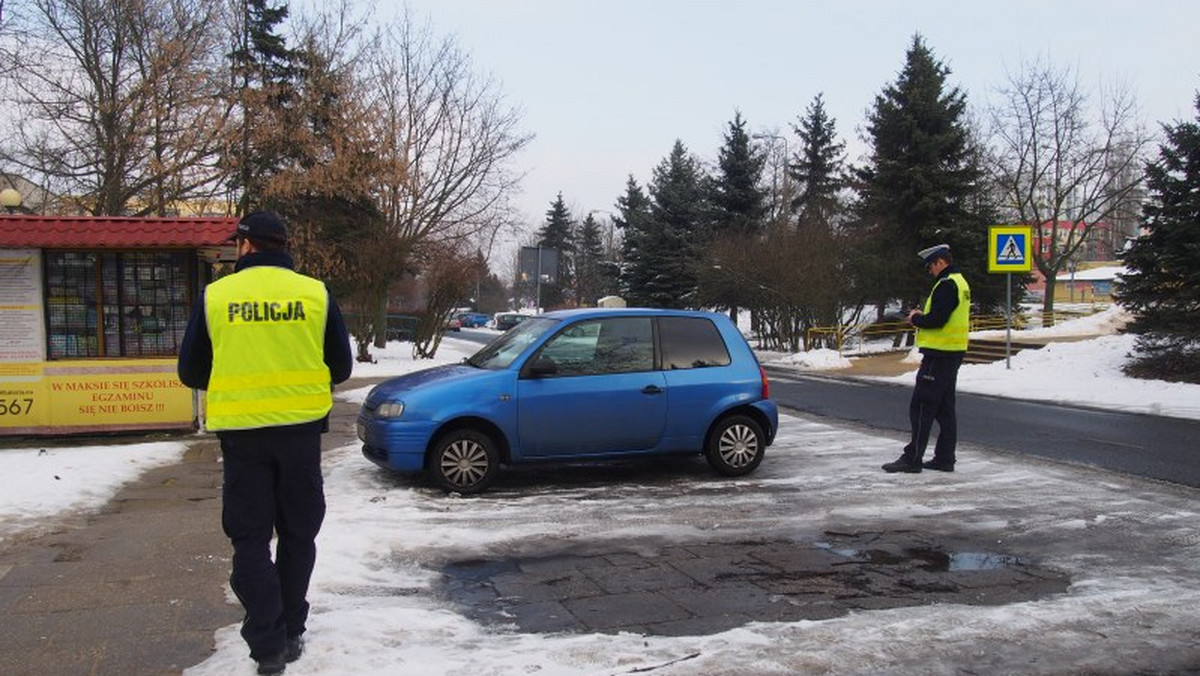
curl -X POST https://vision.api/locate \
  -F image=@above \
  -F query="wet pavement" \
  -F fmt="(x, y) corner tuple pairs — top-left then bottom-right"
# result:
(0, 440), (238, 676)
(438, 531), (1069, 636)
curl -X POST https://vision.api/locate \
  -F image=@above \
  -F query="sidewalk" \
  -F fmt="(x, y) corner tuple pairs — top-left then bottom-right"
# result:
(0, 378), (377, 676)
(0, 438), (236, 676)
(838, 349), (917, 377)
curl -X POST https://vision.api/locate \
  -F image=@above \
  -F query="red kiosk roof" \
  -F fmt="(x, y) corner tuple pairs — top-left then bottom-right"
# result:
(0, 214), (237, 248)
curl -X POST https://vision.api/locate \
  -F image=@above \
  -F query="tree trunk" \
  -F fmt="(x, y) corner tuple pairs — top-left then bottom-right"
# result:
(1042, 277), (1058, 326)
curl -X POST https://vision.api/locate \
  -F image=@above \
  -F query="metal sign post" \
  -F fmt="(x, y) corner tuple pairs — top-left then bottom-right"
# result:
(987, 225), (1034, 369)
(1005, 272), (1012, 369)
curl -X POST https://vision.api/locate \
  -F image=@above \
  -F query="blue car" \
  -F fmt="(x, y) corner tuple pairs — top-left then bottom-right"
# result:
(357, 308), (779, 494)
(456, 312), (490, 328)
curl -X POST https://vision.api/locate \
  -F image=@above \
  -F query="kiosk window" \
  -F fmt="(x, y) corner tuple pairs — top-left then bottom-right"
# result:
(44, 251), (194, 359)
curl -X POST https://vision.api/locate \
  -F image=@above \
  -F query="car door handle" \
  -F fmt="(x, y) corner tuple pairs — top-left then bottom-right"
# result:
(641, 385), (663, 395)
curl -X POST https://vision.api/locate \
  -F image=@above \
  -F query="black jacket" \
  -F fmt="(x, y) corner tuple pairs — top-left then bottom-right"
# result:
(177, 250), (354, 396)
(911, 265), (962, 331)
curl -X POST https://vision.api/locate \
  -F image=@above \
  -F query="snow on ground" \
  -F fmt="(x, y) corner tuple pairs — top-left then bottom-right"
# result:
(0, 441), (187, 542)
(761, 304), (1200, 421)
(188, 384), (1200, 675)
(872, 305), (1200, 421)
(2, 307), (1199, 674)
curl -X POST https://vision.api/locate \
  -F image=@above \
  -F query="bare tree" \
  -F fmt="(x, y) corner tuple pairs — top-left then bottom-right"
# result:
(0, 0), (231, 215)
(987, 57), (1152, 315)
(364, 11), (531, 325)
(411, 240), (476, 359)
(254, 7), (530, 359)
(252, 2), (405, 359)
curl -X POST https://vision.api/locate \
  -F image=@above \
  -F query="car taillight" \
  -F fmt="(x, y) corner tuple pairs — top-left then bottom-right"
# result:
(760, 367), (770, 399)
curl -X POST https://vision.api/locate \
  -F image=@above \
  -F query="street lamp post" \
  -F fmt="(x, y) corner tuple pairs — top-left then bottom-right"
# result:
(752, 133), (790, 220)
(587, 209), (618, 254)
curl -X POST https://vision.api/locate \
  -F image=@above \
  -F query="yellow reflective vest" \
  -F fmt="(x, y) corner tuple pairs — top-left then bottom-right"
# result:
(915, 272), (971, 352)
(203, 266), (332, 431)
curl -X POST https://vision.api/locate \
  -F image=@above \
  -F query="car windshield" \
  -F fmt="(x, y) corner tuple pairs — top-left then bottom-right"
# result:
(466, 316), (557, 369)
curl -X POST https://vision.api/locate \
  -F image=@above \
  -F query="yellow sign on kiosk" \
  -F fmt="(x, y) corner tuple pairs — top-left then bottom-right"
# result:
(0, 359), (193, 435)
(988, 225), (1033, 273)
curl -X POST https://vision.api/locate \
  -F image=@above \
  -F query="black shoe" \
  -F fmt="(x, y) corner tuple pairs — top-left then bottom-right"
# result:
(256, 651), (287, 675)
(922, 459), (955, 472)
(881, 457), (922, 473)
(286, 636), (304, 663)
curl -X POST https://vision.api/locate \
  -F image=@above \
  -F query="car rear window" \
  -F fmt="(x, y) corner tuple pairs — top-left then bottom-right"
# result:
(658, 316), (731, 369)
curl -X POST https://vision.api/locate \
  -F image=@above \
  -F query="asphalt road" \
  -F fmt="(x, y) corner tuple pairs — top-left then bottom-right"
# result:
(765, 365), (1200, 488)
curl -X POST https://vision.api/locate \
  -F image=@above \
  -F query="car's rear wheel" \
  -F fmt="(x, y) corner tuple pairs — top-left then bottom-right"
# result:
(429, 429), (499, 494)
(705, 414), (765, 476)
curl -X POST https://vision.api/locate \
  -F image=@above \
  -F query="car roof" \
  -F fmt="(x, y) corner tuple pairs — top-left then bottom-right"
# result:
(540, 307), (723, 321)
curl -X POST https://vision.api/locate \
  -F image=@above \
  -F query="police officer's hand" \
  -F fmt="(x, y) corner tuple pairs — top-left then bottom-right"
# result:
(906, 309), (921, 325)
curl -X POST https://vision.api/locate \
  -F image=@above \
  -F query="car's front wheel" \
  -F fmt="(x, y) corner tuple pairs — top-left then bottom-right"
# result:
(429, 429), (499, 494)
(705, 414), (765, 476)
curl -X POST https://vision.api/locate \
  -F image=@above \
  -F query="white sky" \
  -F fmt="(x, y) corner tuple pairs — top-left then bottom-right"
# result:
(394, 0), (1200, 242)
(3, 308), (1199, 673)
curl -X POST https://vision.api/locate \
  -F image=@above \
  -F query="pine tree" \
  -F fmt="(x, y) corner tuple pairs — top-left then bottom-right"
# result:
(856, 34), (1002, 313)
(789, 93), (847, 230)
(784, 93), (853, 335)
(700, 112), (769, 317)
(574, 213), (608, 306)
(616, 176), (655, 306)
(536, 193), (575, 309)
(228, 0), (307, 214)
(1115, 94), (1200, 382)
(710, 112), (769, 237)
(644, 140), (708, 308)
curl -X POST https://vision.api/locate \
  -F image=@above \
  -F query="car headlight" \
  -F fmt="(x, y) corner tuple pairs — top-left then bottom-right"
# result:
(376, 401), (405, 418)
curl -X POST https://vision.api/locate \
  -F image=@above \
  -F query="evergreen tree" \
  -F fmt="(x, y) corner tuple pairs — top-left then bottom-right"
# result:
(644, 140), (708, 308)
(536, 193), (575, 309)
(709, 112), (769, 237)
(228, 0), (307, 214)
(784, 93), (853, 336)
(700, 112), (768, 316)
(1115, 93), (1200, 383)
(856, 34), (1002, 313)
(616, 176), (655, 305)
(574, 213), (608, 306)
(789, 93), (847, 230)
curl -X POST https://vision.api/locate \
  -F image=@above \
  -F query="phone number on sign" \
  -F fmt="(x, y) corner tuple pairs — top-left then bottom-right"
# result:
(0, 398), (34, 415)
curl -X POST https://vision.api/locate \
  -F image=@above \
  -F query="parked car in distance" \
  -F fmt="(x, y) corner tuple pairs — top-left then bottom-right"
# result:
(456, 312), (491, 328)
(443, 315), (462, 332)
(492, 312), (531, 331)
(357, 308), (779, 494)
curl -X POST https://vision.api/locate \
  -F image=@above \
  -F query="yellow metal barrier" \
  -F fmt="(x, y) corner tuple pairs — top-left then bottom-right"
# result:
(805, 305), (1109, 355)
(806, 321), (912, 354)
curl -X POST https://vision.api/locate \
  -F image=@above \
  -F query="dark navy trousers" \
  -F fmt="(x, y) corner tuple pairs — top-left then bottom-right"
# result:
(903, 351), (964, 465)
(219, 424), (325, 661)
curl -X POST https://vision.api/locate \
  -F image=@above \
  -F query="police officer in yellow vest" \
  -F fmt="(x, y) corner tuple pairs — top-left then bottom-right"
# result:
(883, 243), (970, 474)
(178, 212), (352, 675)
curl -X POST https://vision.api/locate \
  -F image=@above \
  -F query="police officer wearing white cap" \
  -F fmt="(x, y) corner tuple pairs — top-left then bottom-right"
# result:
(883, 243), (971, 474)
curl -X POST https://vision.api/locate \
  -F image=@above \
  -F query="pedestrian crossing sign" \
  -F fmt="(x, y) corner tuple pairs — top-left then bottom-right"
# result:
(988, 225), (1033, 273)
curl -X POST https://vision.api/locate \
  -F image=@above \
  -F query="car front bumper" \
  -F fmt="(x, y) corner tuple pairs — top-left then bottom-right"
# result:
(357, 414), (433, 474)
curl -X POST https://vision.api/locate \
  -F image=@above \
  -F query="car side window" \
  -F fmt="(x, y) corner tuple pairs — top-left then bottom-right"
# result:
(659, 317), (731, 369)
(536, 317), (654, 376)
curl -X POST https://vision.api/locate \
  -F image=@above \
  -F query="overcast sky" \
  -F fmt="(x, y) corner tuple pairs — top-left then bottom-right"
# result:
(394, 0), (1200, 256)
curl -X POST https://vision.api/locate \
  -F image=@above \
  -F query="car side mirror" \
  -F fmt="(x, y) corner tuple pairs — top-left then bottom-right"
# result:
(525, 356), (558, 378)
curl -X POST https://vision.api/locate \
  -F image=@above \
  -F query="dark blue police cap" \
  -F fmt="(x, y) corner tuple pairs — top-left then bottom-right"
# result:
(227, 211), (288, 245)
